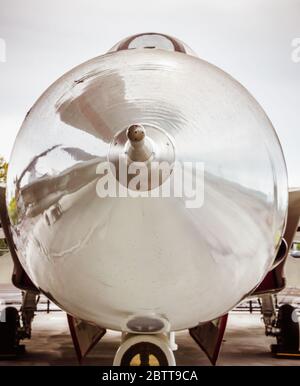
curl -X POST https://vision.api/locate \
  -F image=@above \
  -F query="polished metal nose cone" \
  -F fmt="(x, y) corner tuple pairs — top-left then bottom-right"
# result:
(7, 32), (288, 331)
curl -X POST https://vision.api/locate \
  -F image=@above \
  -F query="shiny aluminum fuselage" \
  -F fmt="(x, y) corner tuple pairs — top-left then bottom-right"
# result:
(6, 39), (288, 331)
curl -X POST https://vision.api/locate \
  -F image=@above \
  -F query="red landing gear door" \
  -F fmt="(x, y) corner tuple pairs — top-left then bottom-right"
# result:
(67, 314), (106, 363)
(189, 314), (228, 365)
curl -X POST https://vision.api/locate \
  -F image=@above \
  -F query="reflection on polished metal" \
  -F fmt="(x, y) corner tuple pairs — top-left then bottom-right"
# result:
(108, 32), (197, 56)
(6, 33), (288, 332)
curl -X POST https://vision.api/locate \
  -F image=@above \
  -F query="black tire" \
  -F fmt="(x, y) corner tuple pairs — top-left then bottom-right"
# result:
(0, 307), (20, 352)
(276, 304), (299, 351)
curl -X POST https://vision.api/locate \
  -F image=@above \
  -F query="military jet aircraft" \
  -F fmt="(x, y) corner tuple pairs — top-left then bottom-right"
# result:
(0, 33), (299, 366)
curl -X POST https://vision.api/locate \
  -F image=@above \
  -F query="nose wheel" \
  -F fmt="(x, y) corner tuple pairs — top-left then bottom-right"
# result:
(113, 334), (176, 366)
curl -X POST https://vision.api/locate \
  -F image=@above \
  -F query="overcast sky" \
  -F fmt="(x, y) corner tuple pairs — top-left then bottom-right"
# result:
(0, 0), (299, 186)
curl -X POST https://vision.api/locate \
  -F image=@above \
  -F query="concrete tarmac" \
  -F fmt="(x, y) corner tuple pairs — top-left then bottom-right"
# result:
(0, 311), (299, 366)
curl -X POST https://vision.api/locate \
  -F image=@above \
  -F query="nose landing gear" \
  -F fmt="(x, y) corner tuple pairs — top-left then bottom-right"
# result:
(113, 333), (176, 366)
